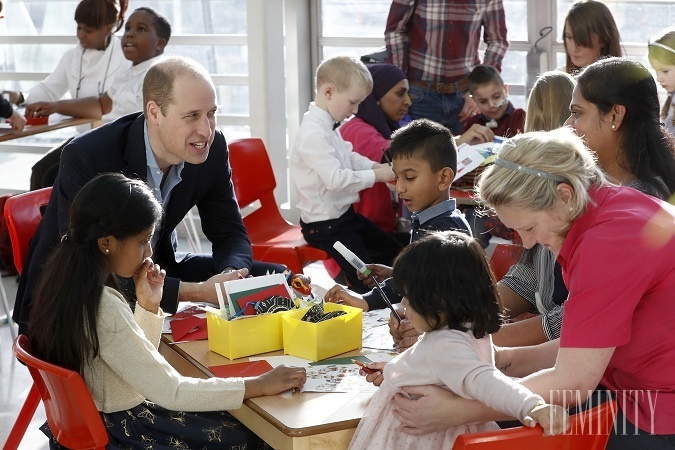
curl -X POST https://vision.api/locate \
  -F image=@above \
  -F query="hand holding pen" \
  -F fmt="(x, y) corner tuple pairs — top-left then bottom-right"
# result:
(333, 241), (402, 323)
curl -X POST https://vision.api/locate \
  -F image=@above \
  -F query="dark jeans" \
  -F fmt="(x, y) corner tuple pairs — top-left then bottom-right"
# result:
(300, 208), (403, 293)
(408, 83), (466, 135)
(607, 408), (675, 449)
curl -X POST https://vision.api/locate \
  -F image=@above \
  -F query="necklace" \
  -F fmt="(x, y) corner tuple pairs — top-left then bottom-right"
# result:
(75, 35), (115, 98)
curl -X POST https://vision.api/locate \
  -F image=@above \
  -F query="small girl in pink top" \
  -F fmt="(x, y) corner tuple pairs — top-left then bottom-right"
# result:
(349, 231), (568, 449)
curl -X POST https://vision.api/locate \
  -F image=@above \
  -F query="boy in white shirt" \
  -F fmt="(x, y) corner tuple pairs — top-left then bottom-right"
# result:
(26, 7), (171, 190)
(291, 55), (404, 293)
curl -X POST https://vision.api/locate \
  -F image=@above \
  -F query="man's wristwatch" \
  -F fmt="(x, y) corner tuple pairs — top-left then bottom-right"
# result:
(223, 267), (238, 274)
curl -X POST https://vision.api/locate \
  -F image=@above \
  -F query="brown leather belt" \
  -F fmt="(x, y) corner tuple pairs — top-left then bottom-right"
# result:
(410, 77), (470, 94)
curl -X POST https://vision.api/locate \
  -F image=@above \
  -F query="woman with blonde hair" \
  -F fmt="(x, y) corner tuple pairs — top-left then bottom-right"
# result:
(491, 70), (576, 347)
(390, 127), (675, 449)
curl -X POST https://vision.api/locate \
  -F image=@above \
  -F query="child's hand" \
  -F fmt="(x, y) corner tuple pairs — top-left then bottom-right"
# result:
(458, 93), (481, 123)
(389, 308), (421, 352)
(456, 124), (495, 146)
(3, 90), (23, 105)
(357, 263), (392, 286)
(325, 285), (368, 310)
(374, 165), (395, 183)
(360, 361), (386, 386)
(244, 365), (306, 398)
(133, 257), (166, 314)
(522, 403), (570, 436)
(25, 101), (57, 118)
(9, 110), (26, 132)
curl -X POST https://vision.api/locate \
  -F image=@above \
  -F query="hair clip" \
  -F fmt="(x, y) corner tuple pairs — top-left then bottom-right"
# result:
(494, 158), (569, 183)
(648, 39), (675, 55)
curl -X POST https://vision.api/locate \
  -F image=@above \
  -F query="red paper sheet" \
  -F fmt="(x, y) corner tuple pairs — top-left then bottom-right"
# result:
(210, 360), (274, 378)
(236, 283), (291, 315)
(169, 315), (208, 341)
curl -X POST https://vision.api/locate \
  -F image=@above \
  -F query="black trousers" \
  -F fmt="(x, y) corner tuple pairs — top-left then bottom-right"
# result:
(300, 207), (403, 293)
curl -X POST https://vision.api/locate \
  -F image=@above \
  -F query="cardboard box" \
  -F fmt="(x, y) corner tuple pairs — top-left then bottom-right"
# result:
(206, 310), (285, 360)
(282, 303), (362, 361)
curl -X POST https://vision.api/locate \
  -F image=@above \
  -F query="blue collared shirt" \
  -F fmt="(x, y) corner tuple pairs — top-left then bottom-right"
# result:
(144, 121), (184, 248)
(410, 198), (471, 242)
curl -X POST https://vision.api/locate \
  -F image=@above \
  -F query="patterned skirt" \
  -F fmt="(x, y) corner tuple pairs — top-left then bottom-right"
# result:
(41, 400), (268, 450)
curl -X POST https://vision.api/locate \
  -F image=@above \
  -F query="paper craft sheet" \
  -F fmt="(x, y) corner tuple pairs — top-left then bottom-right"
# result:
(169, 315), (208, 341)
(235, 283), (292, 315)
(302, 363), (378, 393)
(224, 273), (293, 313)
(454, 144), (487, 181)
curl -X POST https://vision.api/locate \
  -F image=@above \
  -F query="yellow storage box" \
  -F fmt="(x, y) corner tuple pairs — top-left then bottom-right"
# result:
(206, 310), (284, 360)
(282, 303), (362, 361)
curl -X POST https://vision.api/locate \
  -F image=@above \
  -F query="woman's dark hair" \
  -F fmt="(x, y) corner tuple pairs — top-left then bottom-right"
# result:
(30, 173), (162, 374)
(577, 57), (675, 197)
(75, 0), (127, 33)
(392, 231), (502, 339)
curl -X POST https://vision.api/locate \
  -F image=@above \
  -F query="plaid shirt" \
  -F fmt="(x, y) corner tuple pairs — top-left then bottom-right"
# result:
(385, 0), (508, 83)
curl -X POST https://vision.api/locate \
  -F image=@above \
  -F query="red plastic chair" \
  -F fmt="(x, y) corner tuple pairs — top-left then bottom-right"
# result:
(227, 138), (329, 274)
(452, 399), (618, 449)
(12, 335), (108, 449)
(3, 187), (51, 450)
(4, 187), (52, 275)
(489, 243), (523, 281)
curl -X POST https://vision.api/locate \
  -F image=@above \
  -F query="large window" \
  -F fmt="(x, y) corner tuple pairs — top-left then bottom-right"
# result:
(2, 1), (674, 201)
(0, 0), (252, 146)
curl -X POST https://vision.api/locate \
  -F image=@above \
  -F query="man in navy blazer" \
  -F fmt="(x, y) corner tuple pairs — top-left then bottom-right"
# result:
(14, 56), (282, 336)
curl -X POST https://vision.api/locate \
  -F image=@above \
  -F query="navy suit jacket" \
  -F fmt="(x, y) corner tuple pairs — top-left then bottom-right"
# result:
(14, 112), (252, 335)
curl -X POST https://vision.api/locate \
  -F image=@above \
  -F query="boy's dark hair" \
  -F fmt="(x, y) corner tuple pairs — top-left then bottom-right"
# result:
(392, 230), (502, 339)
(389, 118), (457, 174)
(468, 64), (504, 92)
(134, 6), (172, 43)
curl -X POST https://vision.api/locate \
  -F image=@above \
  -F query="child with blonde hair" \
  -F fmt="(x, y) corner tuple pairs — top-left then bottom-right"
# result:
(291, 55), (404, 293)
(648, 27), (675, 136)
(524, 71), (575, 132)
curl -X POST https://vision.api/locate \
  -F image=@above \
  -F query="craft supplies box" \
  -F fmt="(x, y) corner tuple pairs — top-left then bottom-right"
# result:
(206, 310), (285, 360)
(282, 303), (362, 361)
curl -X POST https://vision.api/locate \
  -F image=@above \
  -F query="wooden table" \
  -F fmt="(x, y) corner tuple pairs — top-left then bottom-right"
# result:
(0, 116), (98, 143)
(159, 335), (383, 450)
(0, 116), (99, 194)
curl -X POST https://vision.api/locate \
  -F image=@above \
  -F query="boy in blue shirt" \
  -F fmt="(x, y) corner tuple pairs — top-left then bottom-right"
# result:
(325, 118), (472, 310)
(291, 55), (404, 293)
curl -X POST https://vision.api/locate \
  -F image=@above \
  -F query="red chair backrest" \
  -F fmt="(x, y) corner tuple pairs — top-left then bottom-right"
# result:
(452, 399), (618, 450)
(13, 335), (108, 449)
(227, 138), (277, 208)
(4, 187), (52, 275)
(490, 243), (523, 281)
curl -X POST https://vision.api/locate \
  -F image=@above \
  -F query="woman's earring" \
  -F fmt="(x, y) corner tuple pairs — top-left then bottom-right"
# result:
(611, 123), (616, 130)
(105, 249), (110, 254)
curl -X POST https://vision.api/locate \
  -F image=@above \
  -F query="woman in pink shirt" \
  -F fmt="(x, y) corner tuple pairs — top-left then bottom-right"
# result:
(389, 128), (675, 449)
(339, 63), (411, 233)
